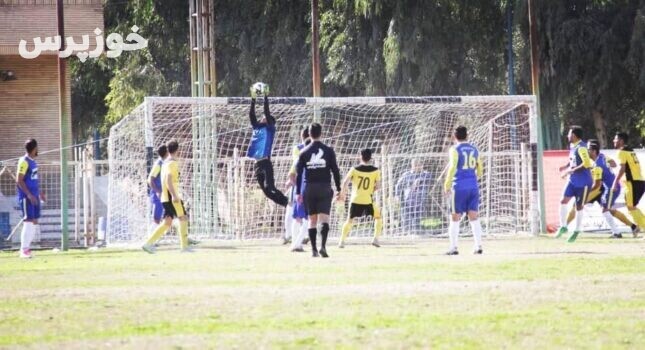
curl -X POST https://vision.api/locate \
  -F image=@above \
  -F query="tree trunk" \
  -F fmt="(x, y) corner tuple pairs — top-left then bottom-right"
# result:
(592, 109), (607, 148)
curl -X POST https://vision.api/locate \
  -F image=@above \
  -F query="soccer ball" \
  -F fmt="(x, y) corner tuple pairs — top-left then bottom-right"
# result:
(251, 82), (269, 97)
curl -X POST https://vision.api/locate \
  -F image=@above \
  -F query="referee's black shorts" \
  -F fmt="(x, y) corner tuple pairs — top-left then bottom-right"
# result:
(303, 183), (333, 215)
(349, 203), (374, 219)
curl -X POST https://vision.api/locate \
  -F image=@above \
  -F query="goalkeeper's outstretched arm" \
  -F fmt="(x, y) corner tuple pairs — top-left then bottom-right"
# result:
(264, 96), (275, 125)
(249, 98), (259, 127)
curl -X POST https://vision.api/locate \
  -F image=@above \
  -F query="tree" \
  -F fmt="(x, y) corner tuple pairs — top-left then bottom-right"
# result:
(71, 0), (190, 138)
(524, 0), (645, 148)
(70, 0), (644, 150)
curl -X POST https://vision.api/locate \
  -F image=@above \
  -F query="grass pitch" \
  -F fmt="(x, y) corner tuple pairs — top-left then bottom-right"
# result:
(0, 236), (644, 349)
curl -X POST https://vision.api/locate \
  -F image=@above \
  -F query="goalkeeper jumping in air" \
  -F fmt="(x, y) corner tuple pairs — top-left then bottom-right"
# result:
(247, 83), (288, 207)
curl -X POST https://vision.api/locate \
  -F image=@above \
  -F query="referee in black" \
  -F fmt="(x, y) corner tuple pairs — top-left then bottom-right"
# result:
(295, 123), (342, 258)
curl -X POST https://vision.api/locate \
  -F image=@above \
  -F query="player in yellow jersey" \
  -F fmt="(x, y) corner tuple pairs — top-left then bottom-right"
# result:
(339, 148), (383, 248)
(142, 140), (191, 253)
(611, 132), (645, 237)
(565, 140), (638, 237)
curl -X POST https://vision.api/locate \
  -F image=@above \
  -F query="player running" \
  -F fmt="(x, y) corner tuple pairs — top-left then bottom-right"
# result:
(565, 140), (638, 238)
(611, 132), (645, 238)
(443, 126), (484, 255)
(338, 148), (383, 248)
(247, 84), (288, 207)
(142, 141), (190, 253)
(556, 126), (593, 243)
(16, 139), (45, 259)
(296, 123), (342, 258)
(147, 145), (167, 225)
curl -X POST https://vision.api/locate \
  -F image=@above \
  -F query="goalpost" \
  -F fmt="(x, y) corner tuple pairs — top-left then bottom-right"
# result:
(107, 96), (540, 244)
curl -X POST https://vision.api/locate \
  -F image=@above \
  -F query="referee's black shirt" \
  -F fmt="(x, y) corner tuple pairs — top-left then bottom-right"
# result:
(296, 141), (341, 195)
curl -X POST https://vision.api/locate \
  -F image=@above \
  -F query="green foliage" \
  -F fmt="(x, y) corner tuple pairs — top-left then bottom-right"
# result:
(528, 0), (645, 147)
(72, 0), (189, 137)
(69, 57), (112, 141)
(212, 0), (312, 96)
(71, 0), (644, 149)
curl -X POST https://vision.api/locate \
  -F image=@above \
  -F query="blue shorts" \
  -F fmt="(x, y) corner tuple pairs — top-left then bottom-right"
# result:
(293, 201), (307, 219)
(19, 198), (41, 220)
(293, 184), (307, 219)
(451, 188), (479, 214)
(563, 182), (591, 207)
(600, 186), (619, 209)
(150, 195), (163, 221)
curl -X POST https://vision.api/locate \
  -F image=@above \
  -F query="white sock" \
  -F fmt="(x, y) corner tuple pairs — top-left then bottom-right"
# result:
(574, 210), (584, 232)
(470, 219), (483, 249)
(20, 223), (29, 250)
(448, 220), (459, 250)
(30, 224), (39, 246)
(21, 222), (34, 251)
(291, 220), (305, 249)
(284, 206), (293, 239)
(602, 211), (618, 234)
(559, 204), (569, 228)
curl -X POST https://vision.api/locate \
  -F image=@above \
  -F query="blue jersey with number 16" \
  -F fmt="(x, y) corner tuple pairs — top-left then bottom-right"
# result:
(444, 142), (483, 191)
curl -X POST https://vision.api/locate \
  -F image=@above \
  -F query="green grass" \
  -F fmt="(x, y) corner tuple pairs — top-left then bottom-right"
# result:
(0, 236), (644, 349)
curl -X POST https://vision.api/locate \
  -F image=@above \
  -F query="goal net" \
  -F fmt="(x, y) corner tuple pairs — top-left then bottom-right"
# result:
(107, 96), (539, 244)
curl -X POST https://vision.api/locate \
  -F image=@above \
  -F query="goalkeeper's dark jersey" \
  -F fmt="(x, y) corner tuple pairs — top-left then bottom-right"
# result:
(247, 97), (276, 159)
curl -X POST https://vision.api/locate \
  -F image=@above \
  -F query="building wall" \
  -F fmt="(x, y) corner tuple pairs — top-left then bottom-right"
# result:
(0, 1), (103, 162)
(0, 55), (71, 162)
(0, 2), (104, 55)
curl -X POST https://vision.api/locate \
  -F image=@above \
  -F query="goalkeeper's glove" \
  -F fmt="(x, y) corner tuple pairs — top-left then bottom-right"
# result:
(250, 86), (257, 99)
(263, 84), (270, 96)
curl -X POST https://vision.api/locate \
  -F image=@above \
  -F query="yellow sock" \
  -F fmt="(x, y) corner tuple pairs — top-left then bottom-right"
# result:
(611, 210), (634, 227)
(566, 207), (576, 225)
(146, 223), (169, 245)
(629, 209), (645, 228)
(374, 218), (383, 238)
(179, 220), (189, 249)
(341, 221), (352, 242)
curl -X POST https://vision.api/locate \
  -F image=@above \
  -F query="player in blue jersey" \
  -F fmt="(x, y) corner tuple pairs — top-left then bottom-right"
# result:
(16, 139), (45, 259)
(565, 140), (638, 238)
(286, 127), (311, 252)
(147, 145), (168, 225)
(556, 126), (593, 243)
(247, 86), (288, 207)
(443, 126), (484, 255)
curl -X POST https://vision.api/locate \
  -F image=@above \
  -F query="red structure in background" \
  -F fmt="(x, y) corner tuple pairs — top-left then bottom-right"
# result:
(543, 150), (569, 232)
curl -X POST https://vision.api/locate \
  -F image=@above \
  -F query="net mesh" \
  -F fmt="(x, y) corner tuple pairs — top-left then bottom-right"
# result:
(107, 96), (537, 244)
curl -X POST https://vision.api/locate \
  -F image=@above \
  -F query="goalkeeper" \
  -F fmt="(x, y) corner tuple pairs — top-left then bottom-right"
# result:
(247, 84), (288, 207)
